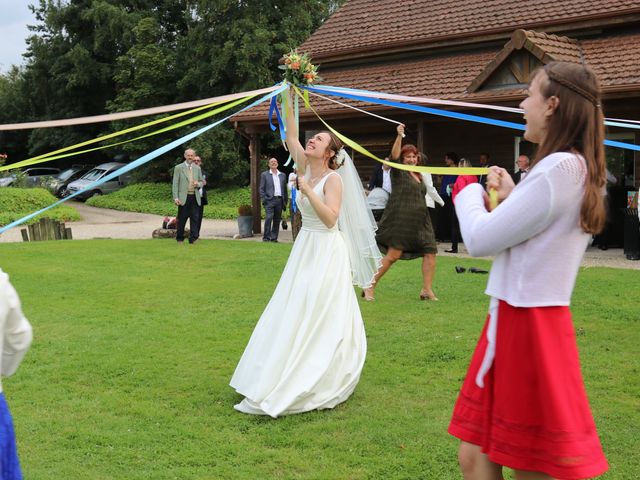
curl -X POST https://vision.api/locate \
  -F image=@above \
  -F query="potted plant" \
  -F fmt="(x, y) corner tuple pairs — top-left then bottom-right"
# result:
(237, 204), (253, 238)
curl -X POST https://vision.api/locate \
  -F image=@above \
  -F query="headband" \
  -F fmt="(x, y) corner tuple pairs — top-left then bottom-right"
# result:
(546, 69), (600, 108)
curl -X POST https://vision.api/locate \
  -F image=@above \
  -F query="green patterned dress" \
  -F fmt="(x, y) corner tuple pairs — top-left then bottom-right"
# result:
(375, 166), (437, 259)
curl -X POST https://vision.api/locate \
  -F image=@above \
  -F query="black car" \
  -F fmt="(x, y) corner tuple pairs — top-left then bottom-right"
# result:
(47, 165), (93, 197)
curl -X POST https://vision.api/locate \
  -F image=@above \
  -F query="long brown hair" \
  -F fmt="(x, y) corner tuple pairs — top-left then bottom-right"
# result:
(532, 61), (606, 234)
(319, 130), (344, 170)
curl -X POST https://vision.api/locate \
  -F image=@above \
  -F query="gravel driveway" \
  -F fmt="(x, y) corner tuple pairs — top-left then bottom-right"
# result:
(0, 201), (292, 242)
(1, 202), (637, 270)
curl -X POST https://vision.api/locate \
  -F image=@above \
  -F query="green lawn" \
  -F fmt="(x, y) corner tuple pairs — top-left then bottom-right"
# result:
(1, 240), (638, 479)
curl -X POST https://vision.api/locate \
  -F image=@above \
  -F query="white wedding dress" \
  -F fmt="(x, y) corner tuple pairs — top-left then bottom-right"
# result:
(230, 172), (367, 418)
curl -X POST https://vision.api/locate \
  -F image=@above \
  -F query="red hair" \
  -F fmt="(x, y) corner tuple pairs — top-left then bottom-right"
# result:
(400, 144), (420, 163)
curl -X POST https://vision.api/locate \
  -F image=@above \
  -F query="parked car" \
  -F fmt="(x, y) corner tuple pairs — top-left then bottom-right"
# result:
(0, 167), (61, 187)
(48, 165), (93, 198)
(66, 162), (131, 200)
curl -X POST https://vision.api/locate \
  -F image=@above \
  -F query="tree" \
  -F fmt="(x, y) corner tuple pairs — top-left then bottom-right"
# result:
(1, 0), (345, 185)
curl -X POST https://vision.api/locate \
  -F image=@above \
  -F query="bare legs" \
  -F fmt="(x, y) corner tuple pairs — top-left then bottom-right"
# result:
(420, 253), (438, 300)
(458, 442), (503, 480)
(363, 249), (438, 301)
(457, 442), (557, 480)
(363, 247), (402, 300)
(514, 471), (556, 480)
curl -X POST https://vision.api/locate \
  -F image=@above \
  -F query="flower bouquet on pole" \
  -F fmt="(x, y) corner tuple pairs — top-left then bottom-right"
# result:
(279, 50), (321, 86)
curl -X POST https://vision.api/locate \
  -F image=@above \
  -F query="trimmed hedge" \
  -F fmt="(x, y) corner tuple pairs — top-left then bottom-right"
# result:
(0, 188), (80, 226)
(86, 183), (258, 219)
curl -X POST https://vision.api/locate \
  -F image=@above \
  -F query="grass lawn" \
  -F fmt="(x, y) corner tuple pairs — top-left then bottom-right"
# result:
(1, 240), (638, 479)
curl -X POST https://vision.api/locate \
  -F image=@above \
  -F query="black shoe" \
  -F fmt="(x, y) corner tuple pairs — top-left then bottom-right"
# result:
(262, 238), (270, 242)
(445, 249), (458, 253)
(455, 266), (466, 273)
(469, 267), (489, 274)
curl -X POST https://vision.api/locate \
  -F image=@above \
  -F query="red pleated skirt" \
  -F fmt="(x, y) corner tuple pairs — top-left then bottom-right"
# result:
(448, 300), (608, 479)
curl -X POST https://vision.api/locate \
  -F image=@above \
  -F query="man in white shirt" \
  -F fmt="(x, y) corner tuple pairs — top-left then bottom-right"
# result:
(367, 159), (392, 194)
(259, 158), (288, 242)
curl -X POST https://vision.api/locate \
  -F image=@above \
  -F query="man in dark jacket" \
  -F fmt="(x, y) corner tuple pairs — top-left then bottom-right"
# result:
(259, 158), (288, 242)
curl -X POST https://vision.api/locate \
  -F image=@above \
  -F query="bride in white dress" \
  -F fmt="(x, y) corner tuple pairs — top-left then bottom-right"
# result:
(230, 93), (381, 418)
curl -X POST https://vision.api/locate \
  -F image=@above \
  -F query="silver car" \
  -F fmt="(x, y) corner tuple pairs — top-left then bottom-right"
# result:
(66, 162), (131, 200)
(0, 167), (61, 187)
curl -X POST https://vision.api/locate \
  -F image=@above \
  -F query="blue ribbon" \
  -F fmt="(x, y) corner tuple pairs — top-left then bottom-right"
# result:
(268, 95), (286, 142)
(311, 84), (640, 131)
(606, 120), (640, 130)
(303, 86), (640, 152)
(305, 85), (526, 130)
(0, 85), (287, 234)
(291, 187), (297, 213)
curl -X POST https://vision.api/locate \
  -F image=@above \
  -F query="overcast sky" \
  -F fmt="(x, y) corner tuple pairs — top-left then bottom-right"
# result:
(0, 1), (38, 73)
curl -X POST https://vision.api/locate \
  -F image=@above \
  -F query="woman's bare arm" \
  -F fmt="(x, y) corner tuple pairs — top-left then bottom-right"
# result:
(390, 124), (405, 161)
(284, 91), (309, 175)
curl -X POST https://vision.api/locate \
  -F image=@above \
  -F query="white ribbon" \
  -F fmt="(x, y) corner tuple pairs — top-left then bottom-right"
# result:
(0, 85), (280, 131)
(475, 296), (500, 388)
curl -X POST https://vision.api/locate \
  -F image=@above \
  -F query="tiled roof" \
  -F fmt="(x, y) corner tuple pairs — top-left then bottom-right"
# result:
(300, 0), (640, 60)
(582, 34), (640, 86)
(234, 31), (640, 123)
(517, 30), (583, 63)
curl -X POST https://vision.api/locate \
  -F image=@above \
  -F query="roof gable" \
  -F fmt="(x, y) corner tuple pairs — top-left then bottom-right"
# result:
(468, 29), (583, 92)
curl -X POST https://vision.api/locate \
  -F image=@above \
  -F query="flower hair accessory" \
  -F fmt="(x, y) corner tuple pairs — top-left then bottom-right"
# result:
(334, 148), (347, 166)
(279, 49), (321, 86)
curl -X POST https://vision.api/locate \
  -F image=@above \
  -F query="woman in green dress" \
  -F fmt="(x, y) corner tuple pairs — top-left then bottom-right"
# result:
(363, 124), (438, 301)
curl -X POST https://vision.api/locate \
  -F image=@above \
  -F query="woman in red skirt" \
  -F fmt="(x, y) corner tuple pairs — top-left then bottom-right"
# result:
(449, 61), (609, 479)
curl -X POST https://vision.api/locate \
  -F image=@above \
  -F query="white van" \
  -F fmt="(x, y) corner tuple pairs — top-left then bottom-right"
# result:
(66, 162), (131, 200)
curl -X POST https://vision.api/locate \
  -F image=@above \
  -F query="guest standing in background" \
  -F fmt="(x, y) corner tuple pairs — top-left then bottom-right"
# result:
(192, 155), (208, 241)
(446, 158), (478, 253)
(259, 158), (288, 243)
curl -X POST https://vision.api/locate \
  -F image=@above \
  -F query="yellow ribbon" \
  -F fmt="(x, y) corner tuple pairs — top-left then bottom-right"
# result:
(1, 95), (255, 171)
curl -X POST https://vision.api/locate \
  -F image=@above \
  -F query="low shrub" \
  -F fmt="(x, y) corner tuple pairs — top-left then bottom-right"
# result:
(87, 183), (261, 219)
(0, 188), (80, 226)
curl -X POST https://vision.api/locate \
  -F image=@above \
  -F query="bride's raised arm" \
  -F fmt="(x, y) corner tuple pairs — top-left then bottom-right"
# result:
(284, 91), (309, 176)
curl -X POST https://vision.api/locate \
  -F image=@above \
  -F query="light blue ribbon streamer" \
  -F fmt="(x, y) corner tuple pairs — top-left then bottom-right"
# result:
(605, 120), (640, 130)
(0, 85), (286, 234)
(304, 86), (526, 130)
(303, 86), (640, 152)
(310, 84), (640, 131)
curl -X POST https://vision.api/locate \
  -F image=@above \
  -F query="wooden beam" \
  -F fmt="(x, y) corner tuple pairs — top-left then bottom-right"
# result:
(249, 133), (261, 235)
(417, 119), (425, 155)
